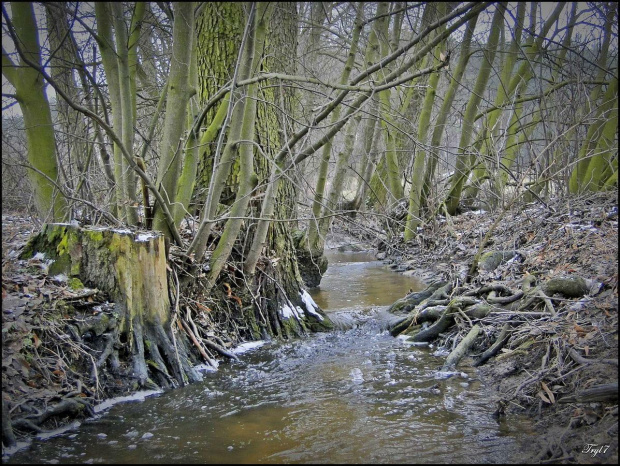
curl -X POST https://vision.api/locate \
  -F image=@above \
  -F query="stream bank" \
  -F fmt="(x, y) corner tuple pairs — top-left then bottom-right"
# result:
(330, 191), (617, 464)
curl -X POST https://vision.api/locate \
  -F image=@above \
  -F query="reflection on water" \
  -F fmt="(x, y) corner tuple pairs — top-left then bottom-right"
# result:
(309, 250), (426, 310)
(4, 253), (535, 464)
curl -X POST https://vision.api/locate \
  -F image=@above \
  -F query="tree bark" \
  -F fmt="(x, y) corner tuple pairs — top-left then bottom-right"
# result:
(444, 3), (505, 215)
(2, 2), (67, 222)
(404, 3), (447, 240)
(20, 224), (201, 388)
(442, 324), (480, 371)
(152, 2), (196, 239)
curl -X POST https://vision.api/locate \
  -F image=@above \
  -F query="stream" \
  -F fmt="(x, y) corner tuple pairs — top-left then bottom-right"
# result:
(5, 251), (535, 464)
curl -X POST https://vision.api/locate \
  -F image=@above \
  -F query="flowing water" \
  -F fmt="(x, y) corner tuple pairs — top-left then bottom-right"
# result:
(4, 251), (535, 464)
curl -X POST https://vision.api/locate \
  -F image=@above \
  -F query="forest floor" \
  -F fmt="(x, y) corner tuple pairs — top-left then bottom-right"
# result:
(332, 190), (618, 464)
(2, 191), (618, 463)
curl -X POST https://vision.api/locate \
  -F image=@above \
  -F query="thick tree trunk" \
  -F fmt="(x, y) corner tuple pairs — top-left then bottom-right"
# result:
(20, 224), (201, 389)
(194, 2), (244, 205)
(250, 2), (333, 334)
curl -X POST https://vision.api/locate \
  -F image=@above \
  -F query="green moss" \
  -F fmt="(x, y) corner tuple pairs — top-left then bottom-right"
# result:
(68, 277), (84, 290)
(478, 250), (517, 272)
(47, 224), (67, 244)
(241, 306), (262, 340)
(85, 229), (105, 243)
(279, 313), (306, 339)
(48, 254), (72, 276)
(55, 231), (70, 256)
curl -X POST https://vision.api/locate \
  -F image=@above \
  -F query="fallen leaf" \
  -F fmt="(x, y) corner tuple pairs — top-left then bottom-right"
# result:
(537, 391), (551, 404)
(197, 303), (211, 313)
(573, 323), (587, 336)
(541, 381), (555, 404)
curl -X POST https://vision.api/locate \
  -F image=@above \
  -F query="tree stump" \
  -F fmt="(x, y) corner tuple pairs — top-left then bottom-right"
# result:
(21, 224), (201, 388)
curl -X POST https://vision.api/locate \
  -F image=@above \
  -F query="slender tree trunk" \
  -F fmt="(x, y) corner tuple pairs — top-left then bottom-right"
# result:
(2, 2), (67, 222)
(112, 2), (139, 226)
(421, 11), (479, 210)
(569, 71), (618, 193)
(404, 4), (447, 240)
(375, 3), (405, 203)
(349, 99), (380, 213)
(306, 2), (365, 256)
(95, 3), (128, 222)
(45, 2), (91, 206)
(467, 2), (565, 202)
(152, 2), (196, 239)
(444, 3), (505, 215)
(561, 4), (615, 193)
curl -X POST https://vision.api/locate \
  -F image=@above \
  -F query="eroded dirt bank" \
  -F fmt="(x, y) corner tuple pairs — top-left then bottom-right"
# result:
(2, 191), (618, 463)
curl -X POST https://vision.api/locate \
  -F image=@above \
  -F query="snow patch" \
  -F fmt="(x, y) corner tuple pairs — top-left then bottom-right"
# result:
(112, 228), (132, 234)
(36, 420), (81, 440)
(350, 367), (364, 384)
(280, 303), (301, 320)
(135, 232), (159, 242)
(51, 274), (68, 283)
(299, 290), (324, 321)
(93, 390), (162, 414)
(396, 334), (429, 346)
(231, 340), (267, 354)
(32, 252), (46, 261)
(561, 223), (598, 232)
(2, 440), (31, 460)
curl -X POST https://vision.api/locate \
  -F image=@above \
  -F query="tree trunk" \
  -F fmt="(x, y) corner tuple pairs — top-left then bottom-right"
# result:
(2, 2), (67, 222)
(444, 3), (505, 215)
(194, 2), (244, 206)
(404, 3), (447, 240)
(249, 2), (333, 335)
(20, 224), (201, 389)
(306, 2), (365, 257)
(421, 11), (479, 211)
(189, 2), (333, 336)
(152, 2), (196, 239)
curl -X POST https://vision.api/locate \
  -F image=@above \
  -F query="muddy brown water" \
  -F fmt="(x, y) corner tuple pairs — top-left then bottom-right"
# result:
(4, 251), (535, 464)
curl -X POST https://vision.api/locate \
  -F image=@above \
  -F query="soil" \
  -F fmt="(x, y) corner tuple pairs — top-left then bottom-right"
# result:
(2, 191), (618, 463)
